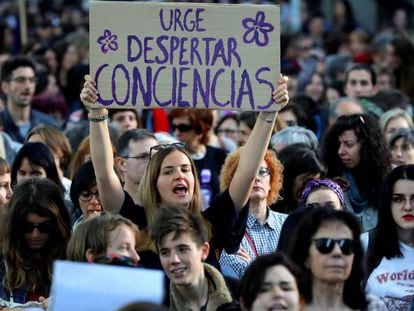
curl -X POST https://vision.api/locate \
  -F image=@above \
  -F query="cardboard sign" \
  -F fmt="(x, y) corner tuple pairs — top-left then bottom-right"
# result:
(50, 261), (164, 311)
(89, 1), (280, 111)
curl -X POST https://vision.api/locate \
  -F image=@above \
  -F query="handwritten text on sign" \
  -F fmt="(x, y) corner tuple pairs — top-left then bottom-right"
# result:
(90, 2), (280, 111)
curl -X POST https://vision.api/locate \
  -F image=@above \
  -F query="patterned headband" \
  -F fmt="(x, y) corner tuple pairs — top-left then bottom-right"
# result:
(300, 179), (345, 207)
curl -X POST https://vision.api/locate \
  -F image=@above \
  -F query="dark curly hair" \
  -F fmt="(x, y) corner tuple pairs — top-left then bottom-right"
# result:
(321, 113), (390, 206)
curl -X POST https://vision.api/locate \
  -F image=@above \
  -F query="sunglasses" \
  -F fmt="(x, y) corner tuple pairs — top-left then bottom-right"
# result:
(313, 238), (355, 255)
(21, 221), (54, 234)
(171, 123), (193, 133)
(93, 254), (138, 267)
(149, 142), (186, 160)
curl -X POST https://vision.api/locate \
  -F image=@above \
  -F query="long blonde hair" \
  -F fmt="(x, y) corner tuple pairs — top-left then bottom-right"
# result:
(138, 146), (201, 250)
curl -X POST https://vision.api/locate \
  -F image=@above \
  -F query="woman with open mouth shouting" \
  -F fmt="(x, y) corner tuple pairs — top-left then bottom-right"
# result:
(81, 73), (289, 269)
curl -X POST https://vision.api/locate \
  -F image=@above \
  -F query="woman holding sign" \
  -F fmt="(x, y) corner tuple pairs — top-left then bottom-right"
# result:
(80, 73), (289, 269)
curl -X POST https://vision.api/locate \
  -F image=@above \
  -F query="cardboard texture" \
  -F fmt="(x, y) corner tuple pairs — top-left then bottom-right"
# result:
(89, 1), (280, 111)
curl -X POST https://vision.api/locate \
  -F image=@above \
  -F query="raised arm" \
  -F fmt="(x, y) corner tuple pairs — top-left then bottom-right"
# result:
(80, 75), (125, 214)
(229, 75), (289, 212)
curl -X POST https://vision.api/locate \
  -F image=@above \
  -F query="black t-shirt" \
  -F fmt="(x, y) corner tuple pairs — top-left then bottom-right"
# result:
(119, 189), (249, 269)
(194, 146), (228, 204)
(119, 191), (147, 230)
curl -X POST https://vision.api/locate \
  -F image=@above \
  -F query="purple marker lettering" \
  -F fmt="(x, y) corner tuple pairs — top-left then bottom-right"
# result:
(211, 39), (227, 66)
(132, 66), (152, 107)
(177, 67), (190, 107)
(230, 69), (236, 108)
(190, 38), (202, 66)
(127, 36), (142, 62)
(112, 64), (130, 106)
(236, 70), (254, 109)
(153, 66), (171, 107)
(155, 35), (169, 64)
(144, 37), (154, 64)
(193, 68), (210, 108)
(227, 38), (241, 67)
(202, 37), (215, 66)
(255, 67), (274, 110)
(195, 8), (206, 32)
(211, 68), (229, 107)
(183, 9), (195, 32)
(174, 9), (184, 31)
(171, 67), (177, 106)
(179, 37), (189, 65)
(159, 9), (173, 31)
(95, 64), (113, 106)
(170, 36), (180, 65)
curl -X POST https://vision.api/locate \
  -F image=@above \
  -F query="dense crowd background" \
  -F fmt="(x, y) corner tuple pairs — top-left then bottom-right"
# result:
(0, 0), (413, 310)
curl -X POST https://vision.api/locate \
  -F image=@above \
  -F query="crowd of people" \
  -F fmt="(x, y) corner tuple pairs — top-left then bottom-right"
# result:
(0, 0), (413, 310)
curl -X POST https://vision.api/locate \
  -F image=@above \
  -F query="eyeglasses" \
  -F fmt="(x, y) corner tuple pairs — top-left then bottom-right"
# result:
(93, 254), (138, 267)
(258, 167), (271, 177)
(10, 76), (37, 84)
(79, 190), (100, 202)
(149, 142), (186, 160)
(21, 221), (54, 234)
(171, 123), (193, 133)
(122, 152), (150, 161)
(313, 238), (355, 255)
(391, 194), (414, 207)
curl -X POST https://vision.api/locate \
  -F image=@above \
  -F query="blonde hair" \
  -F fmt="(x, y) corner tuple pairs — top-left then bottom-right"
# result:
(138, 147), (201, 251)
(219, 148), (283, 205)
(67, 213), (140, 262)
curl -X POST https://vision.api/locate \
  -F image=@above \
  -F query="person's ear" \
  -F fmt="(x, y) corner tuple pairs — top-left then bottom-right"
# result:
(201, 242), (210, 261)
(115, 156), (126, 171)
(1, 81), (9, 95)
(85, 249), (95, 263)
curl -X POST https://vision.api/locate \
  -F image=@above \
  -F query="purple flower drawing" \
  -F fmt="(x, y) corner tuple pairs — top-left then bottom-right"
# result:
(97, 29), (118, 54)
(242, 11), (274, 47)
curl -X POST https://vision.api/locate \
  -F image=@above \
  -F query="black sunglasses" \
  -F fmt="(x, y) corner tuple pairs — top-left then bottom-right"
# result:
(93, 254), (138, 267)
(149, 142), (186, 160)
(313, 238), (355, 255)
(21, 221), (55, 234)
(171, 123), (193, 132)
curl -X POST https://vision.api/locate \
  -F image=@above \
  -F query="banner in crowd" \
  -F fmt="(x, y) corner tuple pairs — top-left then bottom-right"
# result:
(89, 1), (280, 111)
(50, 261), (164, 310)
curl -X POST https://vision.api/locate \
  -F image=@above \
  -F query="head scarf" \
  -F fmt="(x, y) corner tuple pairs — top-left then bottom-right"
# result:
(300, 179), (345, 208)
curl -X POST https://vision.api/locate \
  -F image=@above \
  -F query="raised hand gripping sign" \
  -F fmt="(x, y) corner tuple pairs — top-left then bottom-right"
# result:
(90, 1), (280, 111)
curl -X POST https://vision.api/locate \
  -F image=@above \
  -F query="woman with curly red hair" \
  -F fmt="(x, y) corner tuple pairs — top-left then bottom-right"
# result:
(219, 148), (285, 278)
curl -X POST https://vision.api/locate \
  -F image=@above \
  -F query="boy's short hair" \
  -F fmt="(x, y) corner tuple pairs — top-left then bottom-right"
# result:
(1, 55), (36, 82)
(150, 206), (210, 252)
